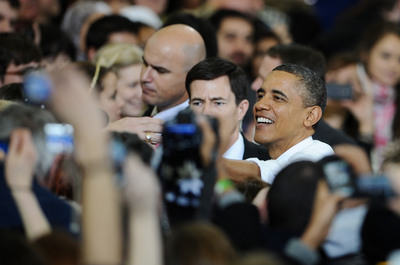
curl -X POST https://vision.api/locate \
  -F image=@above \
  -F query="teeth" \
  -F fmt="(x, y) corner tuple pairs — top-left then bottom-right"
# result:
(257, 117), (274, 124)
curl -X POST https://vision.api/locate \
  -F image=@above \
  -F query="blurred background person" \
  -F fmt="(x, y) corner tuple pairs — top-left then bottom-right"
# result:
(83, 15), (139, 61)
(0, 0), (18, 33)
(95, 42), (147, 118)
(324, 21), (400, 170)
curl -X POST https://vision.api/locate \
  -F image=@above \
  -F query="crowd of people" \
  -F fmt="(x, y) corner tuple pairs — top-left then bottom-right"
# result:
(0, 0), (400, 264)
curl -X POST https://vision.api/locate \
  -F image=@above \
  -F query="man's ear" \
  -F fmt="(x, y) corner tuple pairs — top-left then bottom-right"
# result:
(238, 99), (249, 121)
(304, 106), (322, 128)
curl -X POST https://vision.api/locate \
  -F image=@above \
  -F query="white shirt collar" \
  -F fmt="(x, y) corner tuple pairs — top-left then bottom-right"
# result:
(277, 136), (314, 161)
(222, 133), (244, 160)
(152, 100), (189, 121)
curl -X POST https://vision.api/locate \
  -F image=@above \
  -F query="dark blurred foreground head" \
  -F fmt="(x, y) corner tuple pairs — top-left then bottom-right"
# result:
(268, 161), (324, 233)
(165, 222), (236, 265)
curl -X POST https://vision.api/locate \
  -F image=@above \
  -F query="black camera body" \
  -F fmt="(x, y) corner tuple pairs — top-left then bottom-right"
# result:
(161, 109), (204, 182)
(157, 108), (218, 225)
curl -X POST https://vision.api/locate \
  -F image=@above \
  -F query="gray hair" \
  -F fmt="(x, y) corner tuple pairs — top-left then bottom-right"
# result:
(0, 104), (57, 180)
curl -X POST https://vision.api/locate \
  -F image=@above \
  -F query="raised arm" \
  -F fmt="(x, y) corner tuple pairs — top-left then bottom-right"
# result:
(123, 154), (163, 265)
(221, 158), (261, 183)
(48, 67), (122, 264)
(5, 129), (51, 241)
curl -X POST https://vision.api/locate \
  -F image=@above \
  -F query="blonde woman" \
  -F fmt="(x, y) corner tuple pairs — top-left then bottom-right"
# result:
(95, 43), (147, 118)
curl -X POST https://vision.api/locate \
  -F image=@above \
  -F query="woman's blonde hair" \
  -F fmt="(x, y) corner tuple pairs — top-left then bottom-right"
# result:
(90, 43), (143, 92)
(94, 42), (143, 69)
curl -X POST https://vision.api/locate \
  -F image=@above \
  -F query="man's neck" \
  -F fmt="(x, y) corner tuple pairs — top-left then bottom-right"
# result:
(267, 131), (314, 159)
(224, 130), (240, 154)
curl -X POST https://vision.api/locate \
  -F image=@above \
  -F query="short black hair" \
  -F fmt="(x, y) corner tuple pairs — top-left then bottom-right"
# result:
(0, 83), (25, 102)
(85, 15), (139, 52)
(209, 9), (254, 37)
(185, 57), (248, 105)
(254, 27), (280, 44)
(267, 43), (326, 81)
(268, 161), (324, 233)
(39, 24), (76, 61)
(163, 12), (218, 58)
(273, 63), (327, 114)
(0, 33), (42, 82)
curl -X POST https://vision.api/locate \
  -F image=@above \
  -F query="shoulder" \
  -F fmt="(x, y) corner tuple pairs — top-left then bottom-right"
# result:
(290, 140), (334, 162)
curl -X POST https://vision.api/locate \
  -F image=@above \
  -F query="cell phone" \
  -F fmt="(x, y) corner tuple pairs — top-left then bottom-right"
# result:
(44, 123), (74, 155)
(320, 156), (397, 199)
(354, 174), (396, 198)
(321, 156), (356, 196)
(326, 82), (353, 100)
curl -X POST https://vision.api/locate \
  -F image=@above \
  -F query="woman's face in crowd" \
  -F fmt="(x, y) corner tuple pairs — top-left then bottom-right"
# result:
(99, 71), (124, 122)
(117, 64), (146, 117)
(367, 33), (400, 87)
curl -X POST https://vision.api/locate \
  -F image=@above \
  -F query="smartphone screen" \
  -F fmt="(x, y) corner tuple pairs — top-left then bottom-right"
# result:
(322, 160), (355, 196)
(326, 82), (353, 100)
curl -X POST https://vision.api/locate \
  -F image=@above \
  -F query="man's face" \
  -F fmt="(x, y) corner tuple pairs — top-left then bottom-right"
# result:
(216, 17), (254, 68)
(254, 71), (309, 150)
(251, 55), (282, 91)
(0, 1), (18, 33)
(189, 75), (248, 148)
(140, 40), (188, 112)
(1, 61), (39, 86)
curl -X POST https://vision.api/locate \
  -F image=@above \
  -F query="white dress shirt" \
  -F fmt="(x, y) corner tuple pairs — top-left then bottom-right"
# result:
(222, 133), (244, 160)
(247, 136), (334, 184)
(152, 100), (189, 121)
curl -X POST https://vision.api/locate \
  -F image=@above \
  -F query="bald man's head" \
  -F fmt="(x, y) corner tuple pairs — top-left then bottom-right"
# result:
(140, 24), (206, 112)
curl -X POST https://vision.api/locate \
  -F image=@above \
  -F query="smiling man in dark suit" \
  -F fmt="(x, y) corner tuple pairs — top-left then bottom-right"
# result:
(186, 57), (270, 160)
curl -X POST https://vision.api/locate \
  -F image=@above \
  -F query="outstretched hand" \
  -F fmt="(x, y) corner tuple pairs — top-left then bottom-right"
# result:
(105, 117), (165, 145)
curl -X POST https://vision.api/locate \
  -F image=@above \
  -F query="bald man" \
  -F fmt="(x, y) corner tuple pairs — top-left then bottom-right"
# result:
(141, 24), (206, 121)
(105, 24), (206, 145)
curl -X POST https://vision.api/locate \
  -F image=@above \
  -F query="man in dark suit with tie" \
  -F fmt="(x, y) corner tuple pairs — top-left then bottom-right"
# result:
(186, 57), (270, 160)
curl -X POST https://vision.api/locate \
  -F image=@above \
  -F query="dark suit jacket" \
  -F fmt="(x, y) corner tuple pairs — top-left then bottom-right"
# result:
(142, 105), (155, 117)
(242, 134), (271, 160)
(313, 119), (356, 147)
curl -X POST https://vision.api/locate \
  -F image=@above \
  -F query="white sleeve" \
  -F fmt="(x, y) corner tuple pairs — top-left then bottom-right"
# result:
(246, 158), (287, 184)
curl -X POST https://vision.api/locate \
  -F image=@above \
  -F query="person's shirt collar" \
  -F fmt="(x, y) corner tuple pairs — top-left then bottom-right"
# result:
(222, 133), (244, 160)
(277, 136), (314, 161)
(152, 100), (189, 121)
